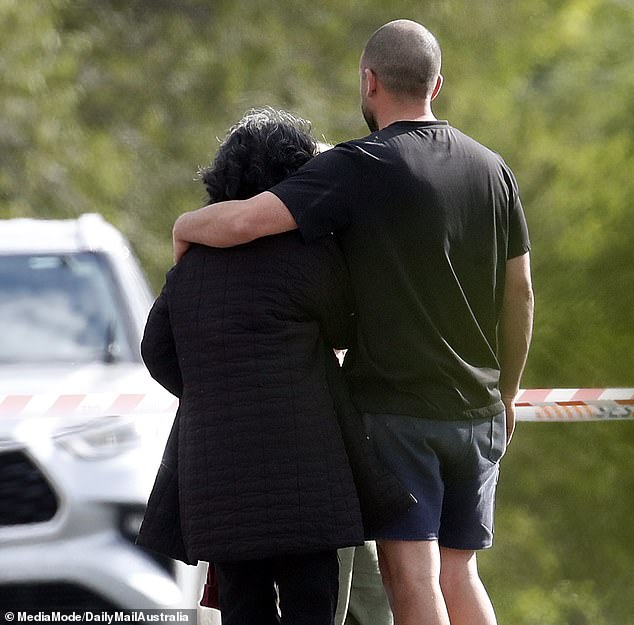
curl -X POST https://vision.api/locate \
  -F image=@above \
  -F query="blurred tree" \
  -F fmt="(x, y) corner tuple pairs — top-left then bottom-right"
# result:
(428, 0), (633, 387)
(1, 1), (632, 622)
(484, 420), (634, 625)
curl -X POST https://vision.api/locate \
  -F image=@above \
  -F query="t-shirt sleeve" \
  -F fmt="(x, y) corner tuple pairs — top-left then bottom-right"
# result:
(269, 144), (360, 242)
(505, 167), (531, 259)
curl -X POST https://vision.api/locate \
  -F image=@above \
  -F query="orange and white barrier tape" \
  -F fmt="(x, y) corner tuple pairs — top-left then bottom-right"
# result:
(0, 392), (178, 418)
(514, 388), (634, 422)
(0, 389), (632, 421)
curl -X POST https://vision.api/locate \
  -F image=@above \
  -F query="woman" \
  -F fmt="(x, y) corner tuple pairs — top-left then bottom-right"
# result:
(136, 108), (364, 624)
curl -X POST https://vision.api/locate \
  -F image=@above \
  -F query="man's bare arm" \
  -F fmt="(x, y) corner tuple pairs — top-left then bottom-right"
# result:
(172, 191), (297, 261)
(498, 252), (534, 444)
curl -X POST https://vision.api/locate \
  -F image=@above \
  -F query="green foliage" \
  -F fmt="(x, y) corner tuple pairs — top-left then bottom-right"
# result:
(1, 0), (632, 621)
(481, 420), (634, 624)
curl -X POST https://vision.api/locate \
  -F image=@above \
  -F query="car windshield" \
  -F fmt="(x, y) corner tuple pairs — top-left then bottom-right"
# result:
(0, 252), (135, 364)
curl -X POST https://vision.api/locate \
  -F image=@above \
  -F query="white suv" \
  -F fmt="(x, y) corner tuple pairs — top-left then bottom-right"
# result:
(0, 214), (205, 610)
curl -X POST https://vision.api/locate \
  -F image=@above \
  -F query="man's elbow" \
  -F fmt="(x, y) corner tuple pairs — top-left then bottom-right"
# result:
(508, 282), (534, 325)
(505, 254), (534, 303)
(514, 280), (534, 308)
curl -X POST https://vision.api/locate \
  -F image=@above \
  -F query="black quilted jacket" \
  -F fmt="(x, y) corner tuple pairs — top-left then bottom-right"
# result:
(136, 233), (364, 564)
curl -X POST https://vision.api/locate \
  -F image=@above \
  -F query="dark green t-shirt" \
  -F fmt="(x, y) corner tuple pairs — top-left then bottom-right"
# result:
(271, 120), (530, 420)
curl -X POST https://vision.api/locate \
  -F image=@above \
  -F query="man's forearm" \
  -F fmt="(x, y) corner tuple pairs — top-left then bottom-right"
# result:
(498, 254), (534, 400)
(172, 192), (297, 261)
(498, 305), (533, 400)
(173, 201), (252, 251)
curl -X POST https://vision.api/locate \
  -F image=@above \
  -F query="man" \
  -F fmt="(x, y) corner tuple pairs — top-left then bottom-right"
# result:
(173, 20), (534, 625)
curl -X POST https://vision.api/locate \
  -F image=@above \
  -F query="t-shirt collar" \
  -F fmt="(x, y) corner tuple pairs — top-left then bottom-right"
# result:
(385, 119), (449, 130)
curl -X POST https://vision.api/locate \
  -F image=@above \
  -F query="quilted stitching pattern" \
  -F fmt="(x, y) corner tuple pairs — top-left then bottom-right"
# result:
(138, 232), (363, 563)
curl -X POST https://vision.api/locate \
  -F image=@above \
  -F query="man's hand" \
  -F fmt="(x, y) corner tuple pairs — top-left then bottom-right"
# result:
(502, 394), (516, 446)
(173, 215), (192, 263)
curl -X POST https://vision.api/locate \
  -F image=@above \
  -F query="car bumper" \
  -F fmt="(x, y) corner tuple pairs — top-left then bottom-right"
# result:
(0, 415), (204, 610)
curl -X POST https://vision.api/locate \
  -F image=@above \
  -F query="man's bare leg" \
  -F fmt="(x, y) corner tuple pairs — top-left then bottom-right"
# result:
(439, 547), (497, 625)
(376, 540), (450, 625)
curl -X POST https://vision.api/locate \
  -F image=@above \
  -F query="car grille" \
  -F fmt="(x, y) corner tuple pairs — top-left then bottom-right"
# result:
(0, 450), (58, 526)
(0, 582), (120, 610)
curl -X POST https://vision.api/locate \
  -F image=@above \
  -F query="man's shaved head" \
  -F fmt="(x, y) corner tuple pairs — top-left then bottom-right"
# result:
(361, 20), (441, 101)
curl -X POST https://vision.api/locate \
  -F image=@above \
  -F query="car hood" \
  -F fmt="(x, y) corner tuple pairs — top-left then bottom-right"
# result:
(0, 362), (157, 395)
(0, 362), (177, 437)
(0, 361), (176, 469)
(0, 362), (177, 507)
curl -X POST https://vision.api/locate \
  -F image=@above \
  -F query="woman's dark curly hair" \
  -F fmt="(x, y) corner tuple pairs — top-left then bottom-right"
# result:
(200, 107), (318, 203)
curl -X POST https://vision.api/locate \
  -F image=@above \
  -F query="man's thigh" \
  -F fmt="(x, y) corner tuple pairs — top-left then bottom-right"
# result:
(364, 412), (505, 550)
(439, 412), (506, 549)
(362, 413), (446, 541)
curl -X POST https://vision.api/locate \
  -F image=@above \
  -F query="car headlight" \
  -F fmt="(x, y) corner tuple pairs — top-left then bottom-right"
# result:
(53, 415), (149, 460)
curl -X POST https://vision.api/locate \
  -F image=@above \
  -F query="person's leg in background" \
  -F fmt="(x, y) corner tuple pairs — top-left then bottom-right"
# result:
(214, 559), (279, 625)
(439, 547), (497, 625)
(344, 542), (393, 625)
(274, 550), (339, 625)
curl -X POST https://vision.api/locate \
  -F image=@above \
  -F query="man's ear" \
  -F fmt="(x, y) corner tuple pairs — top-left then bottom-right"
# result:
(430, 74), (443, 101)
(363, 68), (378, 97)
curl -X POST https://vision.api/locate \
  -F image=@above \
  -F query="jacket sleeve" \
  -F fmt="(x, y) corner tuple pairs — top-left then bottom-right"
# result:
(140, 277), (183, 398)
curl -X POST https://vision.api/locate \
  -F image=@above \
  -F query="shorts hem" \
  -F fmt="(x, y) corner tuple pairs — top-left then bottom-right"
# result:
(370, 535), (494, 551)
(439, 535), (494, 551)
(371, 533), (438, 542)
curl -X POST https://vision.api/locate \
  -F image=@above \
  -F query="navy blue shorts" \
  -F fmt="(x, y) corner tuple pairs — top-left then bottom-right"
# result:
(363, 411), (507, 550)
